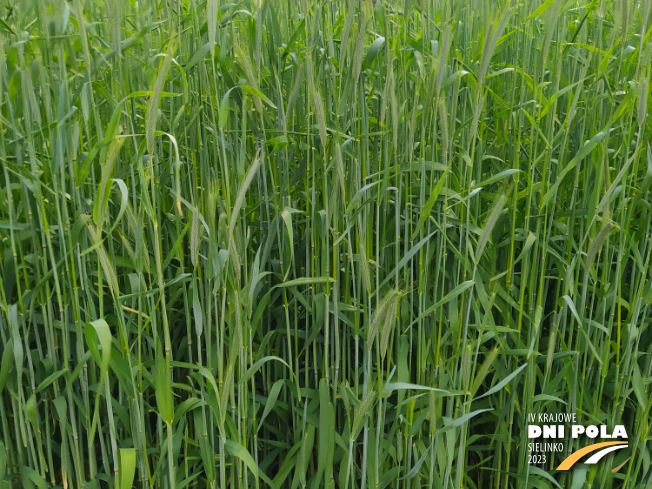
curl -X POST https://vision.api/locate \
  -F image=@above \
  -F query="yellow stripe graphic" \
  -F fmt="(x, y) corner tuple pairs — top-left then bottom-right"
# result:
(556, 442), (628, 470)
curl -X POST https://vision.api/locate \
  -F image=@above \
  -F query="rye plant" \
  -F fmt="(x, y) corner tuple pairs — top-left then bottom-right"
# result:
(0, 0), (651, 488)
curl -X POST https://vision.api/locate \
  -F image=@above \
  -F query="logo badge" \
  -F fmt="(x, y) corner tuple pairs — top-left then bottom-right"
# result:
(527, 412), (628, 471)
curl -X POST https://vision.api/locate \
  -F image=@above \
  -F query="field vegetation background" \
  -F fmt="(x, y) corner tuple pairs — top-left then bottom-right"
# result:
(0, 0), (651, 487)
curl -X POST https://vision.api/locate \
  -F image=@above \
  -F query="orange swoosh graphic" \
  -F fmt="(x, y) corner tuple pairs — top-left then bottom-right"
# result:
(556, 442), (628, 470)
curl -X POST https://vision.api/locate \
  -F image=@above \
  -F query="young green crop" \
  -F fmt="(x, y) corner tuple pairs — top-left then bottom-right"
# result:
(0, 0), (651, 488)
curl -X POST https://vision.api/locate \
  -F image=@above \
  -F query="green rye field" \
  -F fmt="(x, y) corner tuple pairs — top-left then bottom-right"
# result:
(0, 0), (651, 488)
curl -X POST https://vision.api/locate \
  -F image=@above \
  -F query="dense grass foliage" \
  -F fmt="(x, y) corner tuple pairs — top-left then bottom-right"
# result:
(1, 0), (651, 487)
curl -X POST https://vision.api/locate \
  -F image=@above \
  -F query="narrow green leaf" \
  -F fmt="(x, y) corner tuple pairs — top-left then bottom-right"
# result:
(412, 167), (450, 240)
(118, 448), (137, 489)
(474, 363), (527, 400)
(240, 356), (290, 383)
(258, 380), (284, 434)
(225, 440), (259, 482)
(475, 195), (507, 265)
